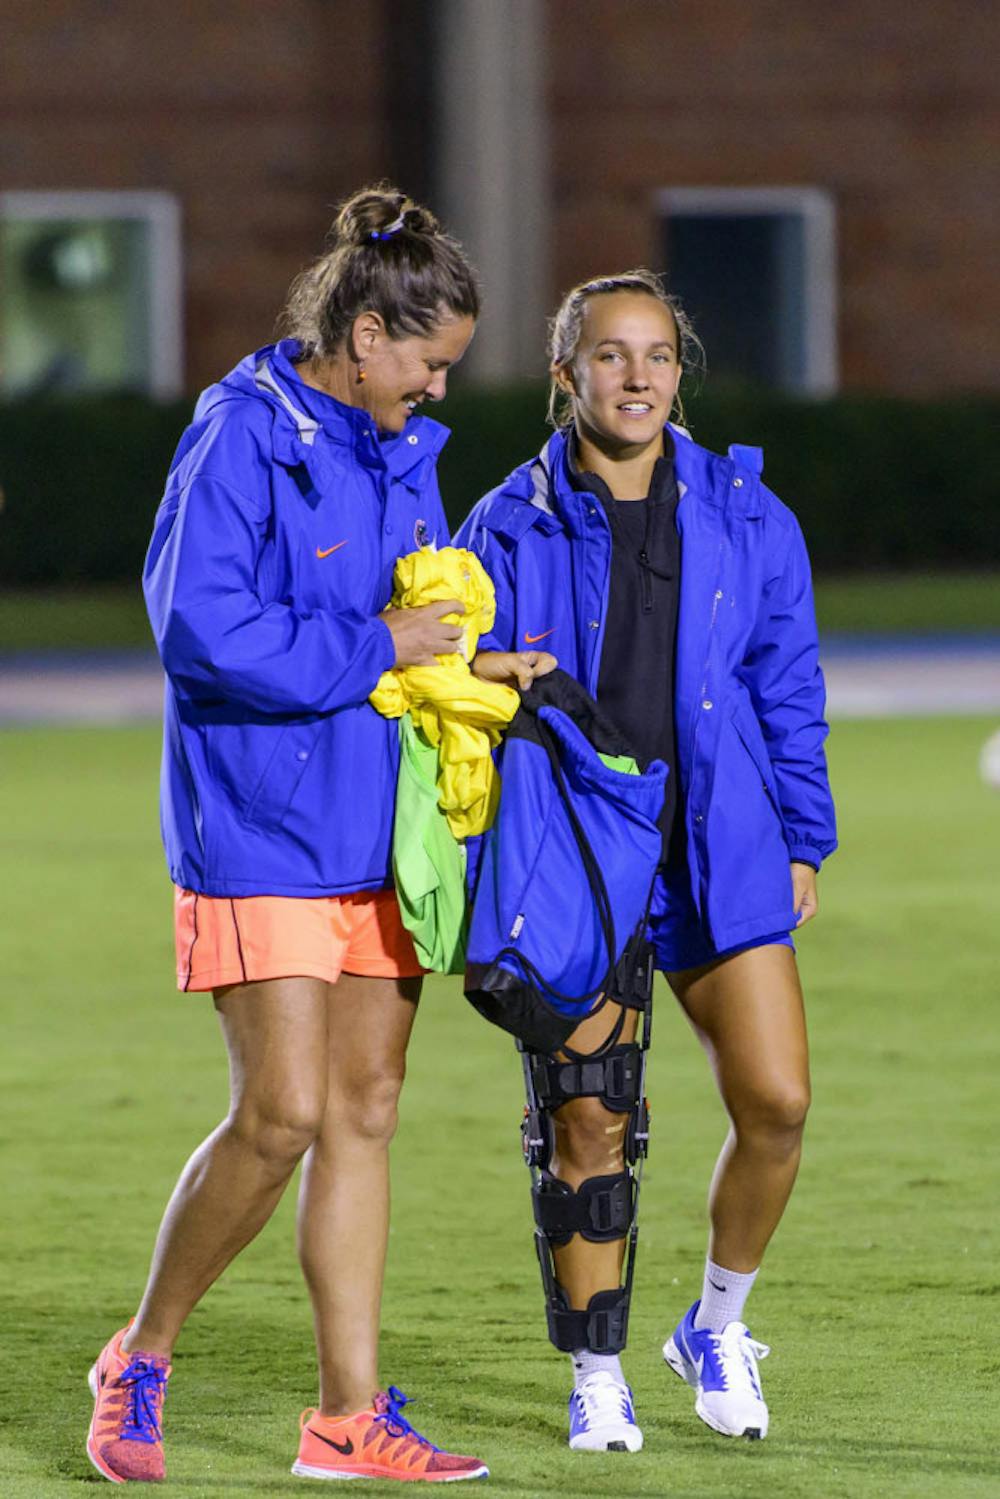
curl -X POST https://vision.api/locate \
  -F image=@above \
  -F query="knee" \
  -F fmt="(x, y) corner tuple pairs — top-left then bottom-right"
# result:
(229, 1091), (325, 1166)
(552, 1096), (627, 1177)
(733, 1082), (811, 1146)
(339, 1066), (407, 1146)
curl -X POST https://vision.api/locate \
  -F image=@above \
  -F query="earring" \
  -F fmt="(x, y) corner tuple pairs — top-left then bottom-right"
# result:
(357, 361), (367, 384)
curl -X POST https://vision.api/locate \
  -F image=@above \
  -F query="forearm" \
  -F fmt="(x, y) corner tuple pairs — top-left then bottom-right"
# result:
(157, 599), (396, 715)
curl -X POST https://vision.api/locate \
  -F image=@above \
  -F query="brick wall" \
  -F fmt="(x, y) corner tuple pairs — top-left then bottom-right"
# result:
(2, 0), (390, 391)
(544, 0), (999, 394)
(4, 2), (997, 396)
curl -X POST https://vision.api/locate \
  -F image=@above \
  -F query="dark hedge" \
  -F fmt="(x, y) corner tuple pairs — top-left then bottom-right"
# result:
(0, 385), (996, 585)
(0, 395), (190, 587)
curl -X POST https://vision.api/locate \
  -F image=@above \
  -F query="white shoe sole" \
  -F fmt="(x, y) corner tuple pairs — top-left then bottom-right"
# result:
(291, 1462), (361, 1481)
(291, 1458), (490, 1482)
(663, 1337), (768, 1440)
(569, 1424), (643, 1453)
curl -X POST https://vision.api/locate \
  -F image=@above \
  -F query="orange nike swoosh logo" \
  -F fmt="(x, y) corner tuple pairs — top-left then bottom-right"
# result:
(523, 627), (554, 644)
(316, 541), (348, 559)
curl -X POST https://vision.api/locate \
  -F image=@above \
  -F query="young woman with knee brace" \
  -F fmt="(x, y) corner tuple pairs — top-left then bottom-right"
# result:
(85, 186), (507, 1486)
(459, 270), (837, 1453)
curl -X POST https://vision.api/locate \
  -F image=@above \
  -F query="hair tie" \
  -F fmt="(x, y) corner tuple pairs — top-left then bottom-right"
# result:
(370, 213), (407, 242)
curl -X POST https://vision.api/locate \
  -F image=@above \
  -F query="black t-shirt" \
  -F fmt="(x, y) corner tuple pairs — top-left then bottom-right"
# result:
(567, 436), (682, 853)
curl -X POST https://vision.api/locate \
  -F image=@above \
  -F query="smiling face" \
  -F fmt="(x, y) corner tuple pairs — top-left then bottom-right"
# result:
(556, 290), (682, 455)
(353, 310), (476, 433)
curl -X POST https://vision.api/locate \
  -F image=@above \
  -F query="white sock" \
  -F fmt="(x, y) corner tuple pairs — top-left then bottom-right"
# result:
(693, 1258), (759, 1332)
(571, 1349), (624, 1387)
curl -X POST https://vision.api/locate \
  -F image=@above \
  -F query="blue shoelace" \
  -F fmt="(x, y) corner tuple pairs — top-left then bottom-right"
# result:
(375, 1386), (441, 1452)
(119, 1358), (169, 1444)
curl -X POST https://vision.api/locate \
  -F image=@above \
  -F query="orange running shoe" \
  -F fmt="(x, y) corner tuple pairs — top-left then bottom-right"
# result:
(292, 1386), (489, 1483)
(86, 1324), (170, 1483)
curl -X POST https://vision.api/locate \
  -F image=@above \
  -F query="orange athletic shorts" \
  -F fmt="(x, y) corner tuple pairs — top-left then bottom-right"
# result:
(173, 887), (423, 992)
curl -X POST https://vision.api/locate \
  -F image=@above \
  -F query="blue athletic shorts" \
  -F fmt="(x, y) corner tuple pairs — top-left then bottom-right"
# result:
(645, 862), (794, 975)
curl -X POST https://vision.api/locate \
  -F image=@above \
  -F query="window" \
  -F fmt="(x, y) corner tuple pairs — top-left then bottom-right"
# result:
(0, 190), (182, 399)
(655, 188), (837, 395)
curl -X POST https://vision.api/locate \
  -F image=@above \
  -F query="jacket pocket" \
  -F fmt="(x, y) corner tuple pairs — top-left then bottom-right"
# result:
(730, 701), (784, 830)
(241, 722), (322, 833)
(704, 703), (794, 940)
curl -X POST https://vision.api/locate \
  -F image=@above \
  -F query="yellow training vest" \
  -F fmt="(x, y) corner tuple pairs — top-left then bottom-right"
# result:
(369, 547), (520, 837)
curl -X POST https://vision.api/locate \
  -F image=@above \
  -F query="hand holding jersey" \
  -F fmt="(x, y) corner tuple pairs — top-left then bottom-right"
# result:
(380, 598), (465, 665)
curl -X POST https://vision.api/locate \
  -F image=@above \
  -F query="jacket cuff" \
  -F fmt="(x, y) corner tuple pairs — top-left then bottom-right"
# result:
(788, 841), (823, 870)
(371, 615), (398, 675)
(474, 630), (509, 655)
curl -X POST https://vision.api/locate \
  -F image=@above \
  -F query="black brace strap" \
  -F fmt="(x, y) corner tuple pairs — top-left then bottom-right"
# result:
(529, 1043), (642, 1115)
(532, 1171), (634, 1245)
(545, 1284), (631, 1355)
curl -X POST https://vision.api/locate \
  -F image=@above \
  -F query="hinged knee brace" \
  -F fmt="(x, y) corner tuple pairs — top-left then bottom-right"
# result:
(518, 979), (653, 1354)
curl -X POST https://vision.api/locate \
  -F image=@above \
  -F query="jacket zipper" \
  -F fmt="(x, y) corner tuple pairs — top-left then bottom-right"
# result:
(584, 503), (612, 695)
(639, 498), (654, 613)
(638, 550), (653, 612)
(689, 551), (724, 770)
(684, 544), (724, 936)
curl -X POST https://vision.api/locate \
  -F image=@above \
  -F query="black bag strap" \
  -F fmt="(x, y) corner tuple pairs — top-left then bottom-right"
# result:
(559, 874), (657, 1064)
(490, 711), (618, 1021)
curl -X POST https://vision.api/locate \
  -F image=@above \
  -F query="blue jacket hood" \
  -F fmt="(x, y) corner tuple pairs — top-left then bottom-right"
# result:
(473, 425), (767, 547)
(194, 338), (450, 497)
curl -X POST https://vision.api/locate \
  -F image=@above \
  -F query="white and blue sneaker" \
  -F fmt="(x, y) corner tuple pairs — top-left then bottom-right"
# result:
(663, 1300), (770, 1439)
(568, 1371), (643, 1452)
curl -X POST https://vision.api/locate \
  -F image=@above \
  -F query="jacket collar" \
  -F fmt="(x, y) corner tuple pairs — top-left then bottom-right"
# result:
(523, 433), (588, 537)
(252, 340), (450, 486)
(523, 428), (675, 537)
(674, 430), (765, 517)
(517, 425), (764, 529)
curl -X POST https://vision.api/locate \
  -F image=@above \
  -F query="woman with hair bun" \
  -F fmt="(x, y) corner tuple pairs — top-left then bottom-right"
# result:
(86, 186), (508, 1485)
(461, 270), (836, 1455)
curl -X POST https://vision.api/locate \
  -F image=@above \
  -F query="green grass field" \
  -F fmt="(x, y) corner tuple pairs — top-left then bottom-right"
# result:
(1, 718), (999, 1497)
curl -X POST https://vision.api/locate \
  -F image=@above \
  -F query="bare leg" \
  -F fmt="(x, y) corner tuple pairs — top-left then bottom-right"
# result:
(296, 973), (421, 1415)
(548, 1002), (638, 1310)
(124, 977), (330, 1357)
(668, 944), (811, 1272)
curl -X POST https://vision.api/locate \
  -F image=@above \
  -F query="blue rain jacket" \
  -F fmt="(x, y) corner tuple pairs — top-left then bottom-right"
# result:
(456, 427), (837, 952)
(143, 340), (449, 897)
